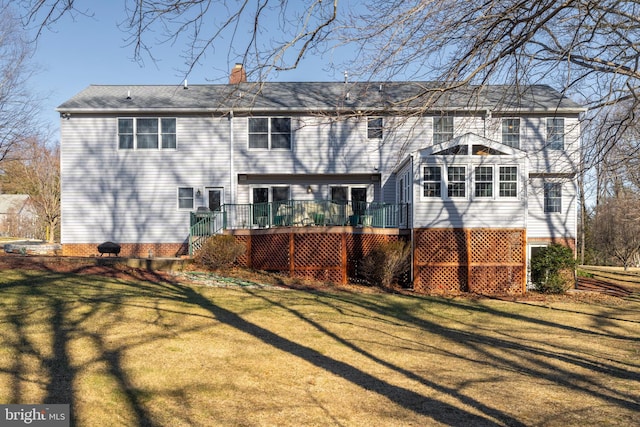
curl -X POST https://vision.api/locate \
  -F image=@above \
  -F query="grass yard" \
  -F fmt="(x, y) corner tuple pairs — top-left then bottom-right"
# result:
(0, 267), (638, 426)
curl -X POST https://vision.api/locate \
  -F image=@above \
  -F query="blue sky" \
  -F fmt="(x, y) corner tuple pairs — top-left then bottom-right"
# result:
(28, 2), (345, 139)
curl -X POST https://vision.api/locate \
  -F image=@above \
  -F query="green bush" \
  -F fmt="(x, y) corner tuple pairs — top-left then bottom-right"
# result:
(360, 240), (411, 289)
(530, 244), (575, 293)
(194, 235), (246, 270)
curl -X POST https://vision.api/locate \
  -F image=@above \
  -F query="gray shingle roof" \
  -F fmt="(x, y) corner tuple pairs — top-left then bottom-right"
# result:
(57, 82), (584, 114)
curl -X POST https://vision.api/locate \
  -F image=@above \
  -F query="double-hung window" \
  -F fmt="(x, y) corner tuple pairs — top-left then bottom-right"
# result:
(367, 117), (383, 139)
(118, 118), (176, 150)
(499, 167), (518, 198)
(178, 187), (194, 210)
(447, 166), (466, 198)
(502, 118), (520, 148)
(474, 166), (493, 198)
(433, 117), (454, 144)
(547, 118), (564, 150)
(423, 166), (442, 197)
(248, 117), (291, 149)
(544, 182), (562, 213)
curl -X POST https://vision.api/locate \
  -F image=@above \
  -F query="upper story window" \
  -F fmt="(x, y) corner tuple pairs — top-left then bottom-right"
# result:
(547, 118), (564, 150)
(544, 182), (562, 213)
(433, 117), (454, 145)
(118, 118), (176, 150)
(367, 117), (383, 139)
(502, 118), (520, 148)
(248, 117), (291, 149)
(423, 166), (442, 197)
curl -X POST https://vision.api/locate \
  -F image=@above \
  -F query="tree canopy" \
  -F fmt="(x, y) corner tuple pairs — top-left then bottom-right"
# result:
(15, 1), (640, 111)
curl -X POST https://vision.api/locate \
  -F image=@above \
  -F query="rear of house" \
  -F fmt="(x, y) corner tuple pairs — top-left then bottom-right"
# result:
(57, 73), (583, 293)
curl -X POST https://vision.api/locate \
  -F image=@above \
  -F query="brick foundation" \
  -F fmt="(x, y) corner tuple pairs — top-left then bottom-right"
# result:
(62, 243), (188, 258)
(528, 237), (576, 254)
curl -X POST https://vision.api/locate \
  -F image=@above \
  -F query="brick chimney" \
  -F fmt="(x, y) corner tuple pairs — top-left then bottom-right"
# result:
(229, 63), (247, 84)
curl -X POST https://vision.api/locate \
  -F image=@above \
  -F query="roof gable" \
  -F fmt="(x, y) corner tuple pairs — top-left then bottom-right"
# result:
(0, 195), (31, 215)
(419, 133), (525, 157)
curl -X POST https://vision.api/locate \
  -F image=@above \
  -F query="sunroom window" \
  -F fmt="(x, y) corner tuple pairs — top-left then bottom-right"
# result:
(423, 166), (442, 197)
(499, 167), (518, 197)
(474, 166), (493, 197)
(447, 166), (466, 198)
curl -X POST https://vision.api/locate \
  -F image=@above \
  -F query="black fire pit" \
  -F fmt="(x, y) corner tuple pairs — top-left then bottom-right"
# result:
(97, 241), (121, 256)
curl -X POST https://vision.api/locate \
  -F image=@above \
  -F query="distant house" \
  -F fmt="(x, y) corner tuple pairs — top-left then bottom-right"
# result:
(0, 194), (38, 238)
(57, 65), (584, 293)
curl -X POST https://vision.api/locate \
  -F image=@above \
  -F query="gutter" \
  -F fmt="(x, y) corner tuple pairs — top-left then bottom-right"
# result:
(55, 106), (588, 115)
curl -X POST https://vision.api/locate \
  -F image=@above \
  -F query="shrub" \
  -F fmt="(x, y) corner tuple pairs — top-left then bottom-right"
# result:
(360, 240), (411, 289)
(530, 244), (575, 293)
(194, 235), (246, 270)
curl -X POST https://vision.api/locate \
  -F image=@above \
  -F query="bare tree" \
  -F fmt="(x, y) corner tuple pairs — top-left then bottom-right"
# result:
(1, 136), (60, 242)
(591, 191), (640, 270)
(17, 2), (640, 110)
(0, 5), (39, 163)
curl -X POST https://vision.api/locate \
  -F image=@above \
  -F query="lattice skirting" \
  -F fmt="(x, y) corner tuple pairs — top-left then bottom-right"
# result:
(230, 229), (406, 285)
(413, 228), (526, 295)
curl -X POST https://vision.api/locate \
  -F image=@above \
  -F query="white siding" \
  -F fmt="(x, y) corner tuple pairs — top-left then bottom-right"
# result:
(526, 177), (577, 239)
(60, 114), (231, 244)
(60, 106), (579, 246)
(412, 155), (527, 229)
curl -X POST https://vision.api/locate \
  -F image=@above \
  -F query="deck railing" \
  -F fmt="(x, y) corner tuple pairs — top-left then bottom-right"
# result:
(189, 200), (410, 254)
(221, 200), (410, 230)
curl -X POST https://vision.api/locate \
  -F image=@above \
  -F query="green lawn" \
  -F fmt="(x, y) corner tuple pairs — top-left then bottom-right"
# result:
(1, 268), (639, 426)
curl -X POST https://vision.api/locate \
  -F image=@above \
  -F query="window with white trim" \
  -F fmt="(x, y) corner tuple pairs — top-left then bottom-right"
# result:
(248, 117), (291, 149)
(178, 187), (194, 210)
(547, 118), (564, 150)
(423, 166), (442, 197)
(474, 166), (493, 197)
(502, 118), (520, 148)
(499, 167), (518, 197)
(118, 118), (176, 150)
(433, 117), (454, 144)
(447, 166), (466, 198)
(544, 182), (562, 213)
(367, 117), (383, 139)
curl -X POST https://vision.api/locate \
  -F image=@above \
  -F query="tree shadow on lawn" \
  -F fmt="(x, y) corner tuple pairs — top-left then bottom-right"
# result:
(314, 290), (640, 413)
(1, 265), (639, 426)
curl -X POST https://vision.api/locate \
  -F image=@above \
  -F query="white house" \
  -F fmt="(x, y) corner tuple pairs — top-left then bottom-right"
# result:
(57, 66), (584, 293)
(0, 194), (38, 238)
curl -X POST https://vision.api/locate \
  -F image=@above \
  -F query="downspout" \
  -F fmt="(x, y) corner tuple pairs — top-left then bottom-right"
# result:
(523, 155), (530, 292)
(229, 110), (234, 204)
